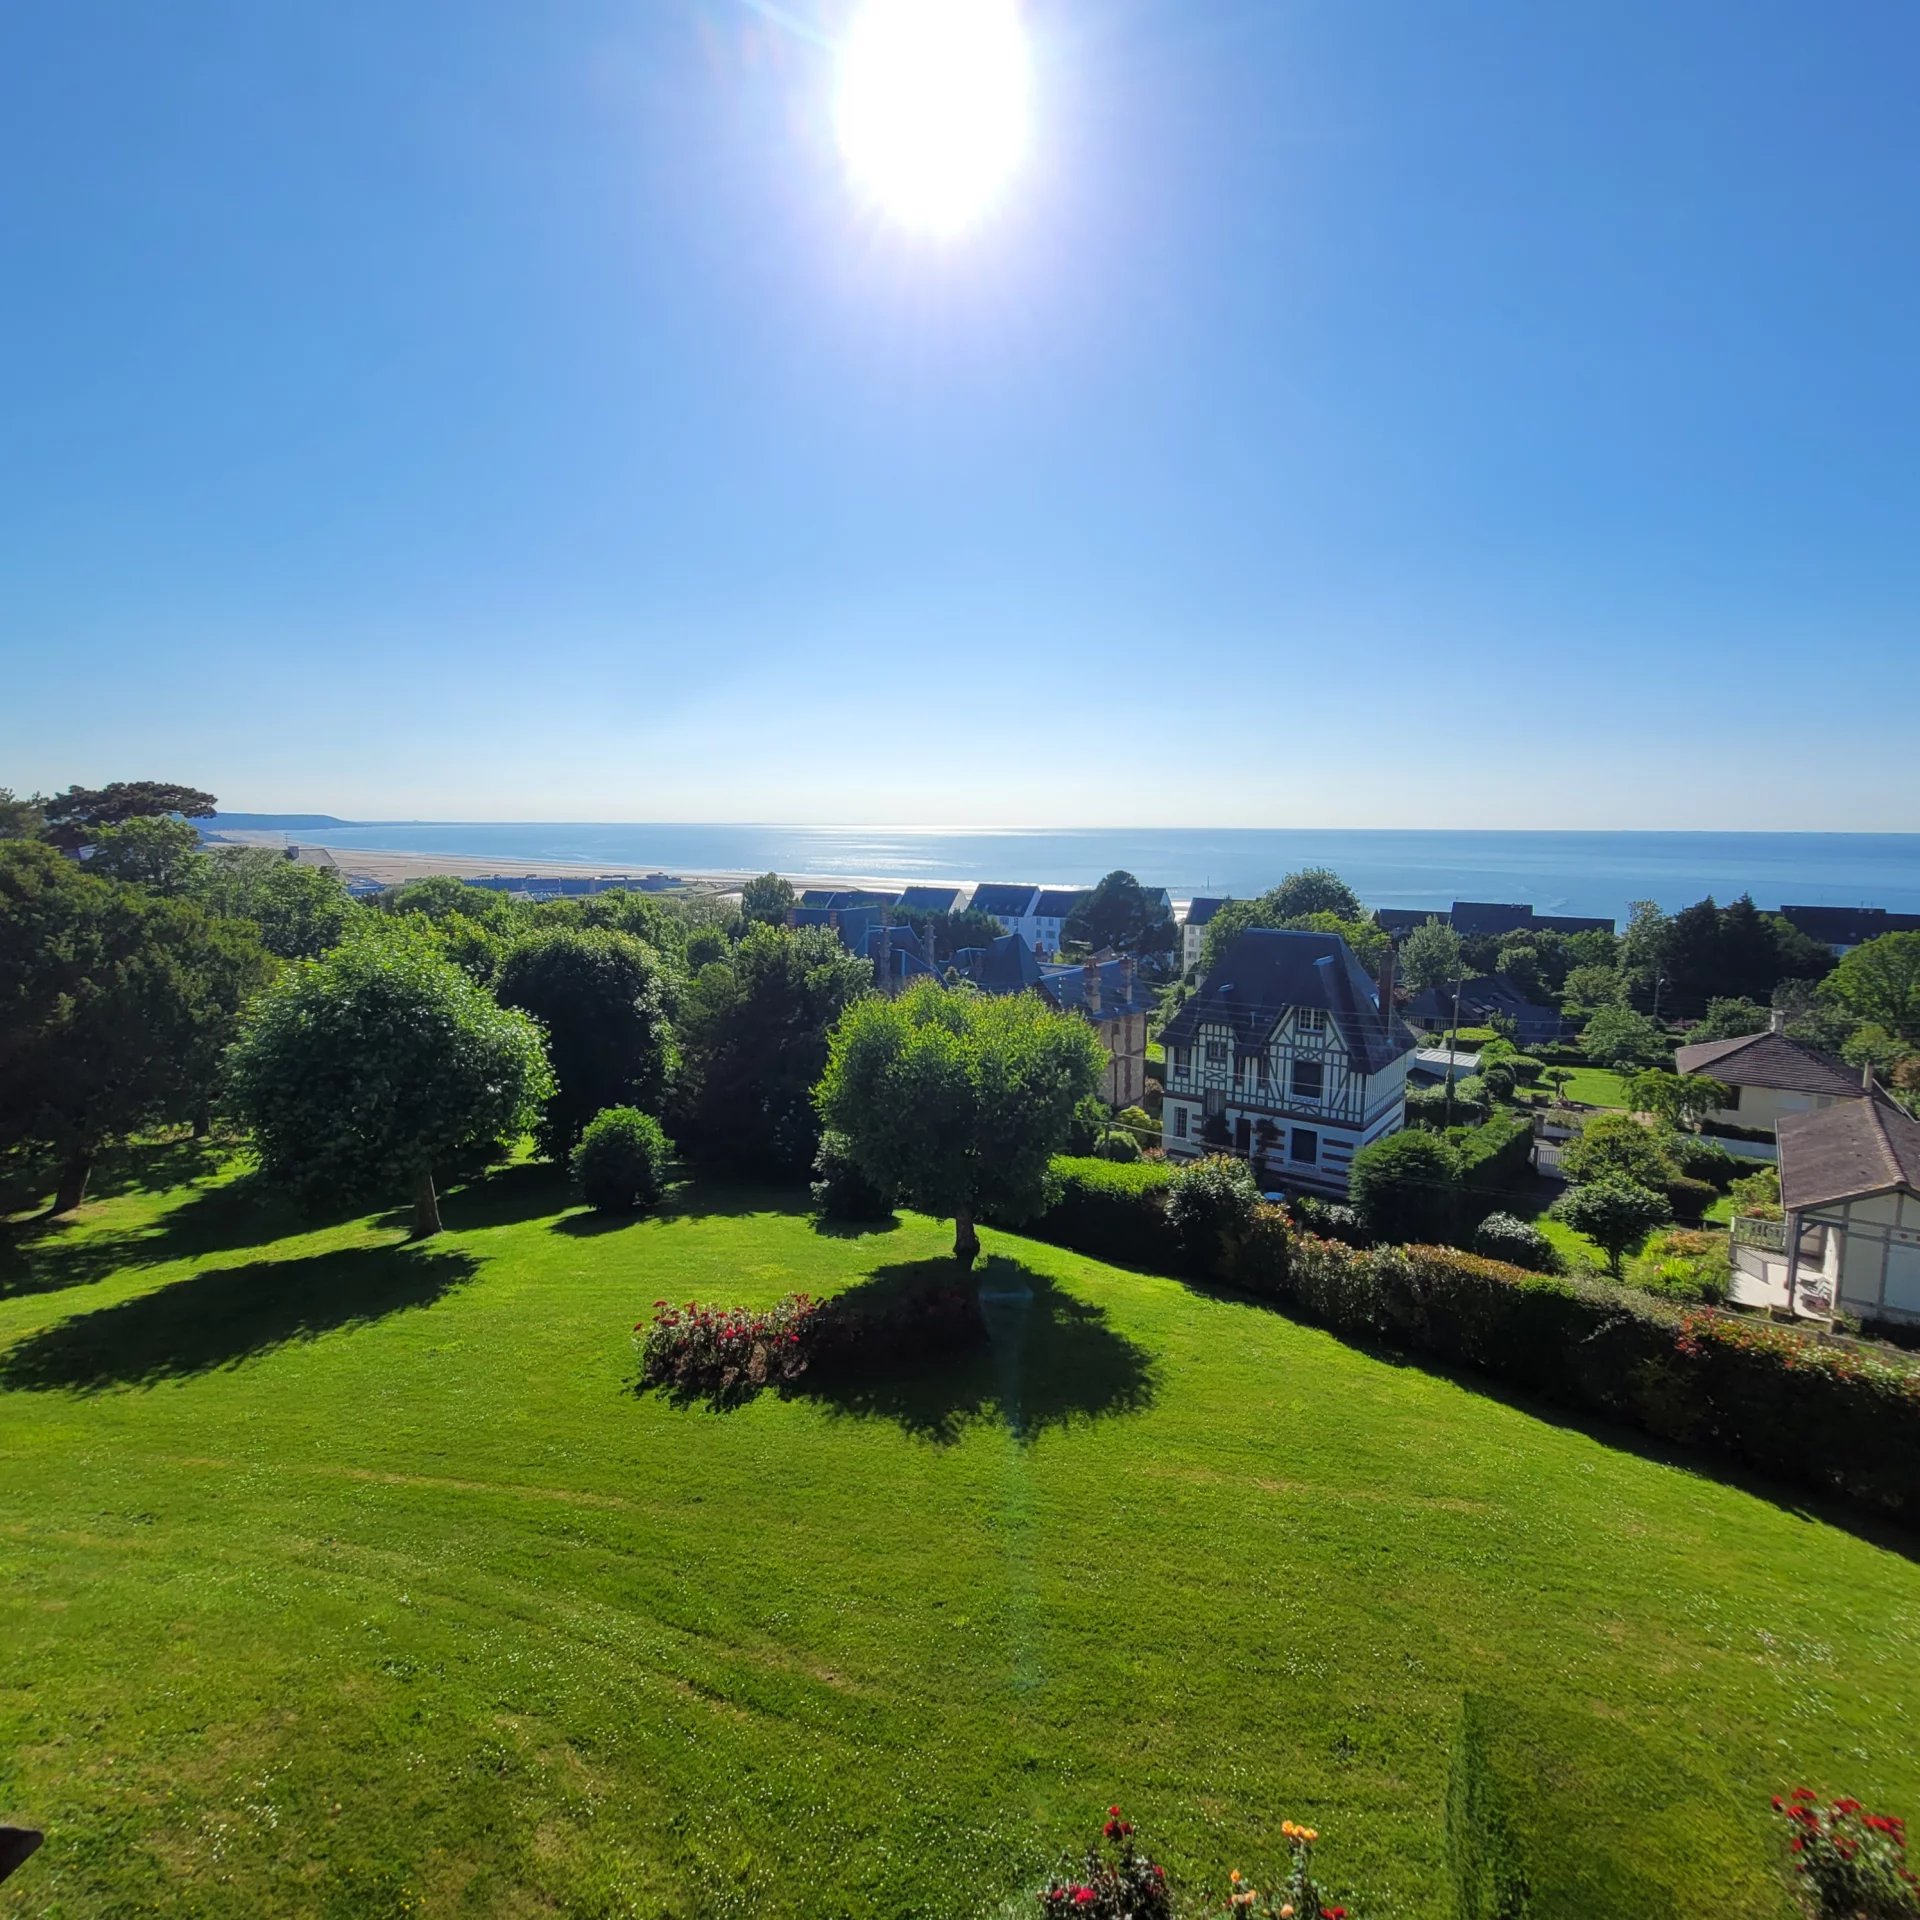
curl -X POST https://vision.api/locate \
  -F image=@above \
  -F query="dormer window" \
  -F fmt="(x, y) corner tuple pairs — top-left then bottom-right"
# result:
(1297, 1007), (1326, 1034)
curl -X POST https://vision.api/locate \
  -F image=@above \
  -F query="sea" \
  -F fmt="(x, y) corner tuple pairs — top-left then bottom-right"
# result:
(227, 823), (1920, 926)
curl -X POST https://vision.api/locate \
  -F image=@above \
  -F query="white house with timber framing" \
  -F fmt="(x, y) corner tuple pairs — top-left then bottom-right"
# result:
(1158, 927), (1418, 1197)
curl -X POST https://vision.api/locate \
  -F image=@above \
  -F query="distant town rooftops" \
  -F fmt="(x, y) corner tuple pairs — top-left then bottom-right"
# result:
(970, 883), (1040, 918)
(1032, 888), (1083, 919)
(1776, 905), (1920, 951)
(1375, 900), (1616, 938)
(1182, 896), (1230, 927)
(896, 884), (963, 913)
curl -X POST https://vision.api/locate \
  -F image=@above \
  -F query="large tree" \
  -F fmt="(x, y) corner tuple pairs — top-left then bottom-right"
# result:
(739, 872), (797, 929)
(815, 978), (1103, 1265)
(0, 842), (272, 1211)
(1199, 868), (1375, 975)
(1822, 932), (1920, 1048)
(675, 923), (873, 1175)
(1579, 1004), (1669, 1071)
(190, 847), (361, 960)
(1551, 1178), (1670, 1277)
(1626, 1070), (1732, 1131)
(495, 926), (676, 1158)
(0, 789), (46, 840)
(1061, 870), (1176, 965)
(226, 929), (552, 1236)
(40, 781), (216, 851)
(1400, 918), (1464, 993)
(85, 816), (206, 895)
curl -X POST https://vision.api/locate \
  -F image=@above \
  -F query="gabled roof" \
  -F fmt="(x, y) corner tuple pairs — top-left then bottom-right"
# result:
(1184, 896), (1229, 928)
(970, 883), (1038, 918)
(953, 932), (1049, 995)
(1159, 929), (1417, 1076)
(1451, 901), (1538, 938)
(897, 884), (962, 913)
(1032, 888), (1084, 919)
(1402, 973), (1561, 1025)
(1040, 957), (1148, 1023)
(1674, 1030), (1867, 1100)
(1779, 1097), (1920, 1212)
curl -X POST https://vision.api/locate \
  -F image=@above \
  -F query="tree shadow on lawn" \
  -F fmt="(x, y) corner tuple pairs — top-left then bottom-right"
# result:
(0, 1172), (310, 1302)
(410, 1162), (807, 1236)
(648, 1256), (1158, 1446)
(0, 1243), (479, 1393)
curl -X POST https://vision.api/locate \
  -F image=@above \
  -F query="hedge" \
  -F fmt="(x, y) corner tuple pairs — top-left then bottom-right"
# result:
(1278, 1238), (1920, 1524)
(1025, 1155), (1181, 1273)
(1451, 1111), (1535, 1229)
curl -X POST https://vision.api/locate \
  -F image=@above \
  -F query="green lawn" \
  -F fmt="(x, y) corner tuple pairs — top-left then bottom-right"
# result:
(4, 1149), (1919, 1918)
(1537, 1065), (1633, 1109)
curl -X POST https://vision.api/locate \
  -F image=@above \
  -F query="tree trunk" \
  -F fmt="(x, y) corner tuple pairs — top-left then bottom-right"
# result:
(953, 1206), (980, 1271)
(412, 1168), (443, 1239)
(52, 1152), (94, 1216)
(192, 1103), (211, 1139)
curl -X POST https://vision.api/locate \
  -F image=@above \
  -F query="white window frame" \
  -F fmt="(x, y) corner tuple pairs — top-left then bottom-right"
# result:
(1296, 1007), (1327, 1034)
(1291, 1058), (1324, 1102)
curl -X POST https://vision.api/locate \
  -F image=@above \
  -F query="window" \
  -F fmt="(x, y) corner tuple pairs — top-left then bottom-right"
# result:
(1291, 1058), (1324, 1101)
(1205, 1040), (1228, 1066)
(1290, 1127), (1319, 1166)
(1204, 1089), (1226, 1117)
(1173, 1045), (1191, 1077)
(1174, 1107), (1189, 1139)
(1296, 1007), (1326, 1034)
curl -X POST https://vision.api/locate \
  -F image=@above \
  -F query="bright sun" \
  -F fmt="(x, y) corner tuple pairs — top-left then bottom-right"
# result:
(836, 0), (1030, 233)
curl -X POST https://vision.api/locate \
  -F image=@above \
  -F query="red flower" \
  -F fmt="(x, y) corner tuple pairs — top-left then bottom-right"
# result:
(1322, 1909), (1348, 1919)
(1072, 1887), (1097, 1906)
(1791, 1787), (1816, 1802)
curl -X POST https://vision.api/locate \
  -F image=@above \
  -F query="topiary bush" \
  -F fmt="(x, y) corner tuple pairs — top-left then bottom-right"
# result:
(1668, 1132), (1742, 1189)
(1507, 1053), (1544, 1085)
(571, 1106), (673, 1214)
(810, 1128), (896, 1223)
(1472, 1211), (1562, 1273)
(1166, 1153), (1260, 1278)
(1350, 1130), (1460, 1245)
(1479, 1060), (1517, 1102)
(1663, 1173), (1717, 1226)
(1022, 1156), (1181, 1271)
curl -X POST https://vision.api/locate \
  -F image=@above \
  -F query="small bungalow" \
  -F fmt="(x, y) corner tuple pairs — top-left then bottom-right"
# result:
(1674, 1015), (1871, 1133)
(1774, 1096), (1920, 1323)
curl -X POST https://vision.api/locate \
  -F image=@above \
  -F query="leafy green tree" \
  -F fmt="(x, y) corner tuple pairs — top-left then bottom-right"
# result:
(676, 924), (873, 1175)
(1579, 1004), (1669, 1071)
(740, 872), (797, 929)
(1560, 1112), (1675, 1189)
(190, 847), (361, 960)
(1269, 867), (1364, 921)
(1841, 1023), (1913, 1080)
(815, 977), (1103, 1265)
(1626, 1070), (1731, 1130)
(1822, 932), (1920, 1048)
(40, 781), (217, 850)
(84, 815), (206, 894)
(1400, 918), (1464, 994)
(227, 928), (552, 1237)
(571, 1106), (673, 1215)
(0, 842), (272, 1212)
(1285, 910), (1390, 968)
(1200, 878), (1380, 974)
(377, 873), (522, 932)
(1348, 1130), (1459, 1245)
(1562, 964), (1626, 1014)
(1551, 1178), (1670, 1276)
(1495, 937), (1546, 1002)
(1062, 870), (1176, 964)
(1685, 996), (1771, 1044)
(495, 927), (676, 1159)
(0, 789), (46, 839)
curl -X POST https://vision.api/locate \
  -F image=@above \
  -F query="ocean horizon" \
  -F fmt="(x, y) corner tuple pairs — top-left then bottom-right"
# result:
(216, 822), (1920, 926)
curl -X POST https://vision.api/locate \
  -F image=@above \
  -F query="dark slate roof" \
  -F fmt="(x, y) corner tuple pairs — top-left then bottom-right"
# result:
(1374, 908), (1437, 935)
(1159, 929), (1417, 1076)
(1779, 1097), (1920, 1211)
(1184, 896), (1230, 927)
(953, 933), (1049, 995)
(1450, 901), (1537, 937)
(970, 883), (1038, 918)
(1381, 902), (1614, 938)
(858, 923), (935, 985)
(1778, 905), (1920, 947)
(1675, 1031), (1868, 1099)
(1402, 973), (1562, 1028)
(1032, 888), (1084, 919)
(1041, 958), (1148, 1023)
(897, 885), (962, 913)
(798, 888), (838, 908)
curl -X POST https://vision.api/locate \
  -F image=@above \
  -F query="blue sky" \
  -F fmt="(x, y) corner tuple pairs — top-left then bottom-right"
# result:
(3, 0), (1916, 828)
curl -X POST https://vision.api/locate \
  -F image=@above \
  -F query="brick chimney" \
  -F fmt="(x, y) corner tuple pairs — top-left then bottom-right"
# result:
(874, 914), (892, 995)
(1770, 1006), (1787, 1035)
(1376, 944), (1397, 1026)
(1117, 954), (1134, 1004)
(1083, 956), (1101, 1016)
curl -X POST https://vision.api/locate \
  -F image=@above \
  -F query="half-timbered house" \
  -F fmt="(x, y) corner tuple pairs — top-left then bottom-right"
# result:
(1158, 928), (1418, 1196)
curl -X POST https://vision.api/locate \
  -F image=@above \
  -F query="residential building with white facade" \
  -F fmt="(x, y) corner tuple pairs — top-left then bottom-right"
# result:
(1774, 1096), (1920, 1324)
(969, 884), (1041, 949)
(1158, 928), (1417, 1196)
(1675, 1017), (1873, 1134)
(1180, 897), (1230, 973)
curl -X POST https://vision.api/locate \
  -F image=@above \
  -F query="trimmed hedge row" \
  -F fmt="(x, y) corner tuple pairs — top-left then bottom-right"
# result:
(1282, 1238), (1920, 1524)
(1025, 1155), (1920, 1525)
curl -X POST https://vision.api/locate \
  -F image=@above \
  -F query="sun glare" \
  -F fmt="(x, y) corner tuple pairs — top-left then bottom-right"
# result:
(835, 0), (1030, 233)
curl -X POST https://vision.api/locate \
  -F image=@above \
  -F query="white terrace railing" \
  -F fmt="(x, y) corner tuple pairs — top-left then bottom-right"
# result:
(1731, 1214), (1789, 1253)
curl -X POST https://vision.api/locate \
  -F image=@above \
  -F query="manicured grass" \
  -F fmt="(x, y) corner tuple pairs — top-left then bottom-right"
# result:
(5, 1149), (1920, 1918)
(1539, 1065), (1633, 1109)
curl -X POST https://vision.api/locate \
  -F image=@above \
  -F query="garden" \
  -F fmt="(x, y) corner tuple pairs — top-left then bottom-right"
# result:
(4, 1144), (1920, 1917)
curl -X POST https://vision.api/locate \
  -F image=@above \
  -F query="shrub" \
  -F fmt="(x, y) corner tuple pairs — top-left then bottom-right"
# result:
(1730, 1163), (1783, 1220)
(1473, 1212), (1562, 1273)
(1200, 1110), (1231, 1149)
(1560, 1112), (1675, 1189)
(1022, 1156), (1181, 1271)
(1480, 1060), (1517, 1101)
(1476, 1035), (1518, 1063)
(1278, 1239), (1920, 1523)
(1040, 1808), (1172, 1920)
(1290, 1194), (1370, 1246)
(1166, 1153), (1260, 1277)
(1452, 1111), (1535, 1230)
(1551, 1178), (1670, 1275)
(1064, 1094), (1109, 1156)
(1405, 1082), (1453, 1129)
(1350, 1130), (1459, 1245)
(1115, 1104), (1154, 1137)
(1663, 1173), (1717, 1225)
(571, 1106), (673, 1214)
(1221, 1200), (1292, 1298)
(1771, 1789), (1918, 1918)
(1629, 1229), (1727, 1305)
(1095, 1128), (1142, 1162)
(810, 1128), (895, 1223)
(1668, 1132), (1741, 1189)
(1507, 1052), (1544, 1084)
